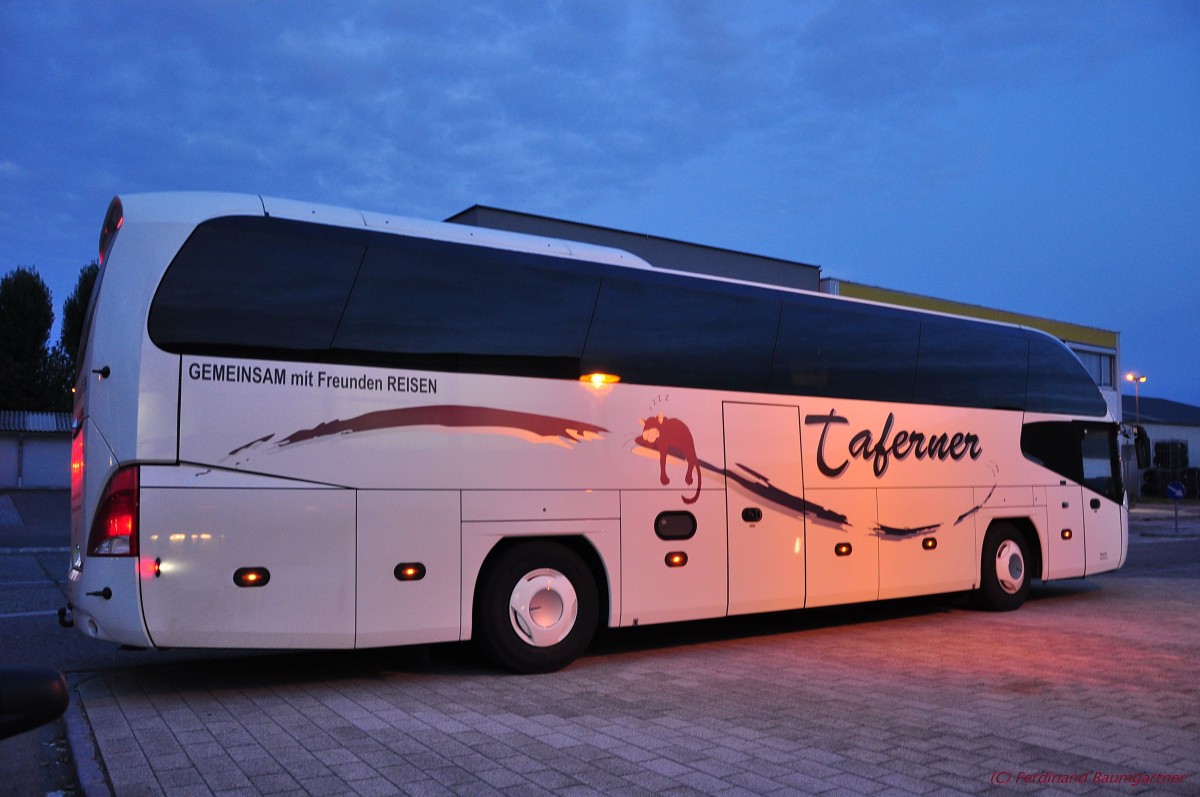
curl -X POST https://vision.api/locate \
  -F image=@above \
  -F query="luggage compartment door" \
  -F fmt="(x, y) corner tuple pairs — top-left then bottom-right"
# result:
(140, 485), (356, 648)
(724, 402), (806, 616)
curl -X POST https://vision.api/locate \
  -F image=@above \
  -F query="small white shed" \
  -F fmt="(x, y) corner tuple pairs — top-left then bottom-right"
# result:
(0, 411), (72, 489)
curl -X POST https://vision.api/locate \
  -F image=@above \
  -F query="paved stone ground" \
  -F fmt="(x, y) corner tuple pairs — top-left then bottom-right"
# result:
(7, 496), (1188, 795)
(68, 562), (1198, 796)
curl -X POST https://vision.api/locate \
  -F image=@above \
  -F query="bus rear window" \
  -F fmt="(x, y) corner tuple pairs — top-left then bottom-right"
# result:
(148, 217), (366, 352)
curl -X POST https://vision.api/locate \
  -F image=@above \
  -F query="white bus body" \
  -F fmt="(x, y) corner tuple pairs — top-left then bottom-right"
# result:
(65, 193), (1127, 672)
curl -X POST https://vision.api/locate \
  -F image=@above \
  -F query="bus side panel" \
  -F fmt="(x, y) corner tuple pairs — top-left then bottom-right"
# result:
(140, 487), (356, 648)
(619, 490), (726, 627)
(66, 558), (151, 647)
(356, 490), (461, 648)
(82, 219), (195, 466)
(134, 341), (181, 461)
(877, 487), (977, 600)
(803, 488), (879, 608)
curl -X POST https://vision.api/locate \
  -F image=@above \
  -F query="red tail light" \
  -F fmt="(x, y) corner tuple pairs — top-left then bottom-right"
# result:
(70, 428), (84, 496)
(99, 197), (123, 266)
(88, 466), (139, 556)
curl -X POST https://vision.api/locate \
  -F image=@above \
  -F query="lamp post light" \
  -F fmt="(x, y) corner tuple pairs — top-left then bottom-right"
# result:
(1125, 372), (1147, 427)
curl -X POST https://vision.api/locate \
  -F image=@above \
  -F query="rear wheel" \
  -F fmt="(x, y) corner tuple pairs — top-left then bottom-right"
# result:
(474, 541), (598, 673)
(975, 522), (1030, 611)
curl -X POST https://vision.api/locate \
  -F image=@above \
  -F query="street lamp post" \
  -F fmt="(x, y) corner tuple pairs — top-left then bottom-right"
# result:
(1125, 372), (1147, 427)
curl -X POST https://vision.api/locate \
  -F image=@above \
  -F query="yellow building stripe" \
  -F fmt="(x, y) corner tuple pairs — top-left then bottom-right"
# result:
(834, 283), (1118, 349)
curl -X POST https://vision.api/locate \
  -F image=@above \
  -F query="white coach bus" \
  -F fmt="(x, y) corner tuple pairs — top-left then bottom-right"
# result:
(62, 193), (1127, 672)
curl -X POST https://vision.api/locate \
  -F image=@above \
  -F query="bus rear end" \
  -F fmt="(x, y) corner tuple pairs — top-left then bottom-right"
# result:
(63, 196), (146, 644)
(63, 193), (264, 646)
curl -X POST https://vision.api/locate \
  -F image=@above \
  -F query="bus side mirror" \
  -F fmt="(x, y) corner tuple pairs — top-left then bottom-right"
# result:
(1134, 426), (1150, 470)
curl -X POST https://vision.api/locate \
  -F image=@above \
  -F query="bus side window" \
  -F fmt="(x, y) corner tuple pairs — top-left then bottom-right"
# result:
(1081, 426), (1122, 502)
(1026, 334), (1109, 417)
(1021, 422), (1084, 483)
(770, 300), (918, 403)
(333, 238), (600, 376)
(582, 275), (778, 392)
(1022, 421), (1122, 502)
(913, 320), (1028, 411)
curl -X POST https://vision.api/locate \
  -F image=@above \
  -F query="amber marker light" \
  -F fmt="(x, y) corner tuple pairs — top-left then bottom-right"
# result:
(834, 542), (852, 557)
(233, 567), (270, 587)
(394, 563), (427, 581)
(580, 372), (620, 388)
(1062, 529), (1073, 540)
(665, 552), (688, 567)
(922, 537), (938, 550)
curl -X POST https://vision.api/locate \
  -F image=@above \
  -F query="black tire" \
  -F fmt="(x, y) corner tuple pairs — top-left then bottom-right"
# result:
(474, 541), (599, 673)
(975, 522), (1031, 611)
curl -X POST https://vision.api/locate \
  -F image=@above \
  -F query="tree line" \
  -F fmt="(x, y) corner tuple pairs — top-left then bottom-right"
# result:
(0, 263), (98, 413)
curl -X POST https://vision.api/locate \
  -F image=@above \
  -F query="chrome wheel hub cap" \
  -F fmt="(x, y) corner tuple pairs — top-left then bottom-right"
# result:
(509, 568), (579, 648)
(995, 540), (1025, 595)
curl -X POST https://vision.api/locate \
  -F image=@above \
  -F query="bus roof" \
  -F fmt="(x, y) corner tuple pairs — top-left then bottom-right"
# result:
(117, 192), (655, 274)
(117, 192), (1082, 346)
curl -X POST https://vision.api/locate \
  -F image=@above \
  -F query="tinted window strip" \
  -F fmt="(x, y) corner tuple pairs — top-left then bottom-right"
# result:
(148, 216), (1108, 414)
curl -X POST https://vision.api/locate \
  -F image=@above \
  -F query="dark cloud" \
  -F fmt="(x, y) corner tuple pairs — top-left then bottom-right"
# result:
(0, 1), (1196, 401)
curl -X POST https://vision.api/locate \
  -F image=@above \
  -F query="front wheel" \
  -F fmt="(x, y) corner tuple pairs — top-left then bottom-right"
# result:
(474, 541), (598, 673)
(975, 522), (1031, 611)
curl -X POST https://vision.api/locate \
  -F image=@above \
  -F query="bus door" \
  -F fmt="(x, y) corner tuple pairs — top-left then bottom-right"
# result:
(1084, 497), (1126, 574)
(723, 402), (806, 616)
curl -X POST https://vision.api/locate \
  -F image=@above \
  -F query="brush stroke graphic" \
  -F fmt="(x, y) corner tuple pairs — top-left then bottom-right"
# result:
(874, 523), (941, 538)
(871, 484), (997, 538)
(955, 484), (996, 525)
(721, 461), (848, 525)
(227, 405), (608, 459)
(228, 433), (274, 457)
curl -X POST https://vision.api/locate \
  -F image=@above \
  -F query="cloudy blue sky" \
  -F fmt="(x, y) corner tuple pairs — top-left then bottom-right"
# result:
(2, 1), (1197, 405)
